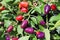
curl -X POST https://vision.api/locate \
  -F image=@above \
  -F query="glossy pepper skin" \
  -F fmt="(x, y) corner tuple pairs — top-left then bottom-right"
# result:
(6, 35), (10, 40)
(21, 20), (28, 29)
(19, 1), (28, 8)
(12, 37), (18, 40)
(51, 4), (56, 11)
(16, 15), (23, 21)
(25, 27), (34, 34)
(44, 4), (51, 14)
(40, 20), (45, 26)
(36, 32), (45, 39)
(7, 25), (13, 32)
(20, 7), (28, 13)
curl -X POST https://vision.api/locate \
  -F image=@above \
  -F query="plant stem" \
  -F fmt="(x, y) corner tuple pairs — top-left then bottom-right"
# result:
(27, 8), (33, 20)
(46, 15), (49, 29)
(23, 0), (27, 1)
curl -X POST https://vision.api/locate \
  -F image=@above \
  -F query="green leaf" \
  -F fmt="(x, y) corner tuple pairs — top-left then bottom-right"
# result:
(44, 29), (50, 40)
(56, 27), (60, 34)
(39, 25), (44, 31)
(49, 23), (54, 25)
(33, 36), (37, 40)
(34, 6), (41, 13)
(30, 21), (35, 28)
(4, 0), (14, 3)
(13, 0), (20, 4)
(0, 27), (4, 31)
(49, 16), (56, 22)
(31, 17), (37, 24)
(50, 20), (60, 30)
(28, 1), (32, 6)
(54, 20), (60, 27)
(19, 36), (30, 40)
(40, 4), (44, 13)
(31, 10), (35, 14)
(1, 13), (13, 19)
(49, 14), (60, 22)
(1, 14), (7, 19)
(17, 25), (23, 34)
(53, 34), (60, 39)
(1, 10), (10, 13)
(1, 1), (7, 6)
(57, 6), (60, 10)
(4, 20), (12, 28)
(36, 15), (43, 23)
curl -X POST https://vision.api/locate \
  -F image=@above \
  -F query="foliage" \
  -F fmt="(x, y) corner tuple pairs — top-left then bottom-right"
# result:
(0, 0), (60, 40)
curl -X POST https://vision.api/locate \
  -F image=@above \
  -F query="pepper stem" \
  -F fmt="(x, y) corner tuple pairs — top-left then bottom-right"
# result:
(46, 15), (49, 29)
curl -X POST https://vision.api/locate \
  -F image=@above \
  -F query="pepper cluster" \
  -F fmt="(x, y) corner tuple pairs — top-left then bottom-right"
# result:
(0, 0), (57, 40)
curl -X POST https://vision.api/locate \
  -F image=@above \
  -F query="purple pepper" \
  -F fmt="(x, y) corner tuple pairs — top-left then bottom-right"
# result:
(40, 20), (45, 26)
(6, 35), (10, 40)
(21, 20), (28, 29)
(25, 27), (34, 34)
(36, 32), (45, 39)
(44, 4), (51, 14)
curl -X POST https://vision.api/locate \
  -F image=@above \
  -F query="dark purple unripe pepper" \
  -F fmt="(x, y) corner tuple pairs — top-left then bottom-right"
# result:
(36, 32), (45, 39)
(40, 20), (45, 26)
(6, 35), (10, 40)
(21, 20), (28, 29)
(25, 27), (34, 34)
(44, 4), (51, 14)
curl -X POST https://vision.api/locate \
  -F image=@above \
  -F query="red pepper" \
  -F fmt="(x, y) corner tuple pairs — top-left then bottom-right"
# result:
(0, 6), (5, 11)
(19, 1), (28, 8)
(12, 37), (18, 40)
(16, 15), (23, 21)
(21, 7), (28, 13)
(7, 25), (13, 32)
(51, 4), (56, 11)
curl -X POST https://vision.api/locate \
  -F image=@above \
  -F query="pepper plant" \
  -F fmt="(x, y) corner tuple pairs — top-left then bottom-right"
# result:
(0, 0), (60, 40)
